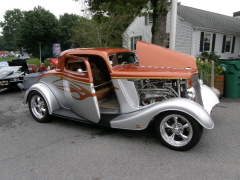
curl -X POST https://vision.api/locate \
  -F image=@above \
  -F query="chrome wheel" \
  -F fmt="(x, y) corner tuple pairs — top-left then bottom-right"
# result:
(155, 111), (203, 151)
(160, 114), (193, 147)
(30, 95), (46, 119)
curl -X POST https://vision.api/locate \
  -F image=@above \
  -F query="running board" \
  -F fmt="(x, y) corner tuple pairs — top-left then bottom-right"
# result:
(52, 109), (93, 124)
(52, 108), (119, 127)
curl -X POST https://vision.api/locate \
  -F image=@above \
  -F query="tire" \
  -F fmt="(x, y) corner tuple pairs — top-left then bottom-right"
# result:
(155, 111), (203, 151)
(28, 91), (52, 123)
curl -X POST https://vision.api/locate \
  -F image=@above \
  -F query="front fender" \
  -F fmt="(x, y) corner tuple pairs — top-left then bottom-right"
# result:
(110, 98), (214, 130)
(201, 84), (220, 114)
(23, 83), (60, 114)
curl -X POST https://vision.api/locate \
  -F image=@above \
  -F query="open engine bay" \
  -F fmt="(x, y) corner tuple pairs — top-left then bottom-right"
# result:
(133, 79), (189, 106)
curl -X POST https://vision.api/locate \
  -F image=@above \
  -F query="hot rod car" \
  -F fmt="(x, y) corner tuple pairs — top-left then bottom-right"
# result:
(23, 41), (219, 151)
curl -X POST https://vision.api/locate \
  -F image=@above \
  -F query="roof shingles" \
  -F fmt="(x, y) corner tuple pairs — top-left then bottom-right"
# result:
(178, 5), (240, 33)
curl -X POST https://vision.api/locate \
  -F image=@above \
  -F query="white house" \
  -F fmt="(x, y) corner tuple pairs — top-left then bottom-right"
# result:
(123, 5), (240, 59)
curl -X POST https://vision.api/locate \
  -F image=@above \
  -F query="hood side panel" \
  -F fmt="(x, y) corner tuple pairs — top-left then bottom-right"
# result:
(136, 41), (197, 69)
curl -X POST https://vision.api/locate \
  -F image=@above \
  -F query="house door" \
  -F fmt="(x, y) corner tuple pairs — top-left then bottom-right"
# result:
(63, 56), (100, 123)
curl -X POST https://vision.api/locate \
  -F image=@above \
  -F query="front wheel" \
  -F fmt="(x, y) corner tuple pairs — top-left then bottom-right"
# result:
(155, 111), (203, 151)
(28, 91), (52, 123)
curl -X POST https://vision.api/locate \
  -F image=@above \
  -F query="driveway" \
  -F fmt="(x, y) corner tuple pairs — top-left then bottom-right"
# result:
(0, 88), (240, 180)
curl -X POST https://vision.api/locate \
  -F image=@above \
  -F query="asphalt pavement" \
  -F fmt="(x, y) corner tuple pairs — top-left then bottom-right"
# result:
(0, 88), (240, 180)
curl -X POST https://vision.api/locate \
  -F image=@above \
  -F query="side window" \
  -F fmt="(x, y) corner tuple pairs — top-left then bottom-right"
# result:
(110, 52), (138, 67)
(66, 58), (86, 72)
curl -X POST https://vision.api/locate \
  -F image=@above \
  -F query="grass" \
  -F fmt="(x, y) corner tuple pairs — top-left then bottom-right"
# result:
(0, 58), (49, 67)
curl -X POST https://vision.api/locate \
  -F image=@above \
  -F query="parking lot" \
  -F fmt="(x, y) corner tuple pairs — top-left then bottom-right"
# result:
(0, 88), (240, 180)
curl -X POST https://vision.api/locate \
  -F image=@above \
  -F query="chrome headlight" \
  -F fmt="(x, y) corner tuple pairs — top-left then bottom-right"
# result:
(186, 87), (196, 100)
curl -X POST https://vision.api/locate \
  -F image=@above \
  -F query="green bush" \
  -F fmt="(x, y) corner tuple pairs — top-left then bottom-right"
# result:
(0, 58), (49, 67)
(196, 58), (223, 85)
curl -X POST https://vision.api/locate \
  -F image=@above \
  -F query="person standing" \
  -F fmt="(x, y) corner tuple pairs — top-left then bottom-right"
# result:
(38, 63), (47, 72)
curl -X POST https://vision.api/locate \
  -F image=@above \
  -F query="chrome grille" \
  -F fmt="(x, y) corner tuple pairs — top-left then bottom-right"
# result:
(192, 74), (203, 106)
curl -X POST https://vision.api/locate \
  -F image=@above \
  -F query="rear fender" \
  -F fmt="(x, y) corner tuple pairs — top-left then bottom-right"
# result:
(23, 83), (60, 114)
(110, 98), (214, 130)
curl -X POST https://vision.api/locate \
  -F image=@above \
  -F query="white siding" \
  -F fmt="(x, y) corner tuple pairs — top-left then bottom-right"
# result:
(192, 31), (201, 58)
(124, 12), (193, 55)
(123, 15), (152, 49)
(172, 16), (193, 55)
(192, 31), (240, 59)
(124, 10), (240, 59)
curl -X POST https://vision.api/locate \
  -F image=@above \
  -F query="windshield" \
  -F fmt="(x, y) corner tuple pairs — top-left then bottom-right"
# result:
(0, 66), (21, 72)
(109, 52), (138, 67)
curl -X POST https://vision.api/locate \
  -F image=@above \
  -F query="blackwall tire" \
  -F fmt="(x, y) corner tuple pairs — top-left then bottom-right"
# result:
(28, 91), (52, 123)
(155, 111), (203, 151)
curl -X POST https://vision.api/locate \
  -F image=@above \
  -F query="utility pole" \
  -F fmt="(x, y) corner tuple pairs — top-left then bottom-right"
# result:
(169, 0), (178, 50)
(38, 42), (42, 64)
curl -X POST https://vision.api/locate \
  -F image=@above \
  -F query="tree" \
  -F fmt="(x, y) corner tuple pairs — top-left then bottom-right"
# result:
(73, 0), (148, 47)
(75, 0), (170, 47)
(0, 36), (6, 51)
(0, 9), (24, 51)
(151, 0), (169, 46)
(59, 13), (80, 50)
(72, 14), (130, 48)
(16, 6), (60, 60)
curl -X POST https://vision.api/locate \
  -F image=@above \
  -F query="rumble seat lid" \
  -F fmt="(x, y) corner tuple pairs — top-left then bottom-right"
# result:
(136, 41), (197, 69)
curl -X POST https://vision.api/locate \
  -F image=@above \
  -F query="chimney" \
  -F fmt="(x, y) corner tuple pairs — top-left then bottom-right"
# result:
(233, 11), (240, 19)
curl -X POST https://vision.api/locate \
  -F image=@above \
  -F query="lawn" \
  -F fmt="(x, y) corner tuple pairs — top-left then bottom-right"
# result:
(0, 58), (49, 67)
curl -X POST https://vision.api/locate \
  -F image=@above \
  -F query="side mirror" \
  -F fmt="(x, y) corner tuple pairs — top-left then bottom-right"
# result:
(77, 69), (87, 74)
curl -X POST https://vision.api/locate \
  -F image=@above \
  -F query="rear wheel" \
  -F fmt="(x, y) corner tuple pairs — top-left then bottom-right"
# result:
(28, 91), (51, 123)
(155, 111), (203, 151)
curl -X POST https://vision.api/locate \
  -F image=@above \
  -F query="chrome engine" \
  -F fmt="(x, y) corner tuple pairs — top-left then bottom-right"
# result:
(134, 79), (189, 106)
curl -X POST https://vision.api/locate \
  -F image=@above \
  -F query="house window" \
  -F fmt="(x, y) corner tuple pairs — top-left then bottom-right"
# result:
(166, 33), (170, 48)
(203, 33), (212, 52)
(131, 36), (142, 51)
(200, 32), (215, 52)
(145, 13), (153, 25)
(224, 36), (232, 52)
(222, 35), (236, 53)
(149, 14), (153, 24)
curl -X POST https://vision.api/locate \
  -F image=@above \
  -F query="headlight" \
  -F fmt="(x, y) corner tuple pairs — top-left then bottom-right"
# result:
(0, 81), (9, 86)
(186, 87), (196, 100)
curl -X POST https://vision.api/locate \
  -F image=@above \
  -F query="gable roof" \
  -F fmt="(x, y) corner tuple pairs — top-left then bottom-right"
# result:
(178, 5), (240, 34)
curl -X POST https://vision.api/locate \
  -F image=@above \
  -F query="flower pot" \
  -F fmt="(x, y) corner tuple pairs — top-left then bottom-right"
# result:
(214, 75), (224, 96)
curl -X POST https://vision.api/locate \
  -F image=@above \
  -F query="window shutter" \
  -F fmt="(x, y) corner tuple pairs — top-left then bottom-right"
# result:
(199, 32), (204, 52)
(131, 37), (134, 50)
(211, 34), (216, 52)
(231, 36), (236, 53)
(145, 15), (148, 25)
(222, 35), (226, 53)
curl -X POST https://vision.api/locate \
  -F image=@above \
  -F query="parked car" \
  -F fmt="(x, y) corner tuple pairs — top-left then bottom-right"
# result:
(0, 59), (28, 90)
(22, 41), (219, 151)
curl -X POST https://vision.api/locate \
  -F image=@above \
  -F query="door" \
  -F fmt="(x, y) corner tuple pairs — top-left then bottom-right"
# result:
(63, 55), (100, 123)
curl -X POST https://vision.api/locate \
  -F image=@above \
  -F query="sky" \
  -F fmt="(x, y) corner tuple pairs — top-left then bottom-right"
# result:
(0, 0), (240, 33)
(0, 0), (82, 31)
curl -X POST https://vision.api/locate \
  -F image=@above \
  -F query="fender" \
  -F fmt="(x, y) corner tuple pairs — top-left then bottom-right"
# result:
(110, 98), (214, 130)
(201, 83), (220, 114)
(22, 83), (60, 114)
